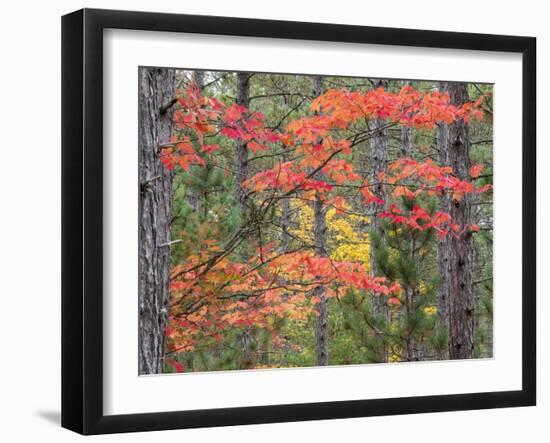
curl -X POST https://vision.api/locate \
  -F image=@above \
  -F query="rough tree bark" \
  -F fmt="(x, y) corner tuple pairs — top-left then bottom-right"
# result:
(313, 198), (329, 366)
(192, 70), (205, 89)
(401, 82), (413, 157)
(446, 82), (475, 359)
(187, 71), (206, 216)
(281, 196), (292, 252)
(312, 75), (329, 366)
(138, 67), (176, 374)
(436, 82), (450, 359)
(370, 80), (389, 362)
(400, 95), (420, 361)
(235, 72), (250, 213)
(232, 72), (256, 369)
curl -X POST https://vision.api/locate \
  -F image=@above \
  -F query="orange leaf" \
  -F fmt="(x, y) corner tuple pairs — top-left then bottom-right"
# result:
(470, 164), (484, 178)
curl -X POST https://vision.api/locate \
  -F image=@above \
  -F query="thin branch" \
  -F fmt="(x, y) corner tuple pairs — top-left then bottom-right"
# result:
(157, 239), (183, 248)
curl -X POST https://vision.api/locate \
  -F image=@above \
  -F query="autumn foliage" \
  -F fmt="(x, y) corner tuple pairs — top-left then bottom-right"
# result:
(159, 76), (490, 367)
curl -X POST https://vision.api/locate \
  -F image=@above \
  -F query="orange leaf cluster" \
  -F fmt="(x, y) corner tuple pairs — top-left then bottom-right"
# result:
(375, 158), (492, 237)
(310, 86), (485, 129)
(381, 158), (491, 202)
(166, 244), (401, 352)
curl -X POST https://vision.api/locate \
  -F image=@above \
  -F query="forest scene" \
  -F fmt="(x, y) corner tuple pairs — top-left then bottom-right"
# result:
(138, 67), (493, 375)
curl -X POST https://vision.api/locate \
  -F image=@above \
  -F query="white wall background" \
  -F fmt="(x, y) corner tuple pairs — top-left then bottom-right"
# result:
(0, 0), (546, 441)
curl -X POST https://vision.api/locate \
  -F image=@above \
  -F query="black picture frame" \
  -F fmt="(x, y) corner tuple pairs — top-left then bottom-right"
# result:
(62, 8), (536, 435)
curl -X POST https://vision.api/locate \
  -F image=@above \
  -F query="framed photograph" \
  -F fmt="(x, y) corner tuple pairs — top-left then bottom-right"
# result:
(62, 8), (536, 435)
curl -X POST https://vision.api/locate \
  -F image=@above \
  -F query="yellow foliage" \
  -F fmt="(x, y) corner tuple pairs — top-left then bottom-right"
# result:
(290, 199), (370, 270)
(389, 353), (400, 363)
(423, 306), (437, 316)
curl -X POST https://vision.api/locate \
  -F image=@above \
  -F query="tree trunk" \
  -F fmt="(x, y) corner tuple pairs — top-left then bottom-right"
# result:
(187, 71), (205, 215)
(281, 197), (292, 251)
(280, 175), (293, 252)
(192, 70), (205, 89)
(401, 102), (419, 361)
(405, 288), (420, 361)
(313, 197), (329, 366)
(436, 82), (450, 359)
(446, 82), (475, 359)
(312, 75), (329, 366)
(401, 126), (412, 157)
(235, 72), (250, 213)
(233, 72), (255, 369)
(401, 82), (413, 157)
(138, 67), (176, 374)
(370, 80), (389, 362)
